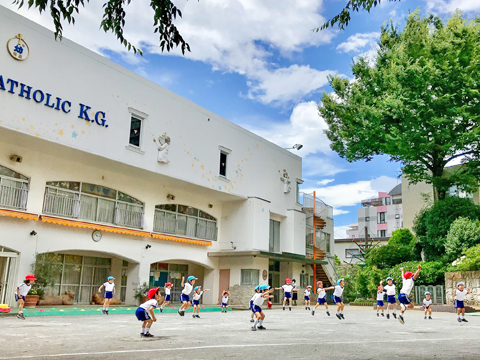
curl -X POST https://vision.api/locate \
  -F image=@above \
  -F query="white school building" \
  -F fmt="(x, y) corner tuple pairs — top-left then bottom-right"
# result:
(0, 6), (335, 307)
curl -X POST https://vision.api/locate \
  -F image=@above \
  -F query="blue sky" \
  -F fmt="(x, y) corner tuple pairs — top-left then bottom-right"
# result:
(3, 0), (479, 238)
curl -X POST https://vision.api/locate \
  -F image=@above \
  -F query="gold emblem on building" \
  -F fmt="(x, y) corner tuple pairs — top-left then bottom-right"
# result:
(7, 34), (30, 61)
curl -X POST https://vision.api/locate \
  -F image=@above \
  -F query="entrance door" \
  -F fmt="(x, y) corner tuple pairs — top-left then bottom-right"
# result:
(0, 249), (18, 306)
(218, 269), (230, 304)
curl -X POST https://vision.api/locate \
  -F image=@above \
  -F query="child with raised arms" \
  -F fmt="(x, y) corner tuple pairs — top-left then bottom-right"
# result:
(135, 287), (160, 338)
(98, 276), (115, 315)
(383, 277), (397, 319)
(221, 290), (230, 313)
(311, 280), (334, 316)
(423, 291), (433, 320)
(178, 275), (197, 316)
(304, 285), (312, 310)
(192, 286), (209, 318)
(249, 286), (260, 322)
(333, 278), (346, 320)
(398, 265), (421, 324)
(454, 281), (471, 323)
(15, 274), (36, 320)
(160, 281), (172, 313)
(276, 278), (297, 311)
(251, 284), (274, 331)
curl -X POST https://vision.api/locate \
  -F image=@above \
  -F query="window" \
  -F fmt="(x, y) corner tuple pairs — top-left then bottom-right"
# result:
(127, 108), (148, 151)
(395, 214), (400, 219)
(241, 269), (259, 285)
(365, 216), (370, 222)
(269, 219), (280, 252)
(383, 197), (391, 205)
(377, 230), (386, 237)
(219, 151), (228, 177)
(154, 204), (217, 240)
(43, 182), (144, 229)
(345, 248), (361, 258)
(0, 165), (29, 210)
(377, 212), (386, 224)
(325, 233), (331, 253)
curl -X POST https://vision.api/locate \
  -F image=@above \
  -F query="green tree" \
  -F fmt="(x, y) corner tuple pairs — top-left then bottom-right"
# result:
(414, 197), (480, 261)
(320, 11), (480, 202)
(445, 217), (480, 261)
(452, 244), (480, 271)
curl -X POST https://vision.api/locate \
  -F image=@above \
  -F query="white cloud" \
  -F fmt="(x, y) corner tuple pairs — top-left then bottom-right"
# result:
(334, 225), (352, 239)
(0, 0), (338, 106)
(336, 32), (379, 53)
(424, 0), (480, 13)
(244, 101), (333, 156)
(333, 209), (349, 216)
(317, 179), (335, 186)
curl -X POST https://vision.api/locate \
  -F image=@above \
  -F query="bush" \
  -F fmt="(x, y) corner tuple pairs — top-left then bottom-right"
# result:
(364, 229), (420, 269)
(451, 244), (480, 271)
(414, 197), (480, 261)
(134, 281), (149, 304)
(445, 217), (480, 261)
(27, 288), (45, 298)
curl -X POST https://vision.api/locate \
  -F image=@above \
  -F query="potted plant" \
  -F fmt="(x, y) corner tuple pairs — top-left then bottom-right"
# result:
(29, 252), (62, 307)
(25, 288), (44, 308)
(133, 281), (150, 305)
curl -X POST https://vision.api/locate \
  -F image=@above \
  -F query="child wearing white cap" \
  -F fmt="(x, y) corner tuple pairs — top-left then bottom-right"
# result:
(98, 276), (115, 315)
(192, 286), (209, 318)
(423, 291), (433, 320)
(454, 281), (471, 323)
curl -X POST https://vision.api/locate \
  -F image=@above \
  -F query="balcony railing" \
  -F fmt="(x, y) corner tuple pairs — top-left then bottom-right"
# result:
(0, 184), (29, 210)
(154, 211), (217, 241)
(43, 193), (144, 229)
(301, 193), (333, 219)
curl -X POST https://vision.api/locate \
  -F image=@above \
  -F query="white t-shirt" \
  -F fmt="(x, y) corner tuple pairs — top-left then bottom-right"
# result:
(183, 282), (193, 295)
(400, 278), (414, 296)
(333, 285), (344, 297)
(250, 293), (257, 302)
(384, 284), (396, 296)
(304, 289), (311, 297)
(103, 282), (115, 292)
(423, 298), (432, 307)
(377, 291), (385, 301)
(317, 288), (326, 299)
(282, 284), (293, 293)
(193, 291), (204, 301)
(139, 299), (158, 310)
(16, 283), (31, 297)
(222, 296), (229, 303)
(252, 293), (265, 307)
(455, 289), (468, 301)
(164, 287), (171, 295)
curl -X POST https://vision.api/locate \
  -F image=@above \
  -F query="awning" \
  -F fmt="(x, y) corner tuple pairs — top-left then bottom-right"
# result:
(208, 250), (326, 264)
(0, 209), (38, 221)
(152, 233), (212, 246)
(40, 216), (151, 238)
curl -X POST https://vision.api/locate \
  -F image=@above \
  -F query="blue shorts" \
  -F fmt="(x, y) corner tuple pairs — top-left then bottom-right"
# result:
(135, 307), (151, 321)
(164, 294), (171, 302)
(387, 295), (396, 304)
(377, 301), (384, 307)
(104, 291), (113, 299)
(181, 294), (190, 302)
(252, 305), (262, 314)
(333, 296), (342, 304)
(15, 294), (26, 302)
(317, 297), (326, 305)
(423, 305), (431, 310)
(304, 296), (310, 301)
(455, 300), (464, 309)
(398, 293), (411, 305)
(193, 300), (200, 306)
(222, 303), (228, 307)
(284, 292), (291, 299)
(249, 300), (253, 309)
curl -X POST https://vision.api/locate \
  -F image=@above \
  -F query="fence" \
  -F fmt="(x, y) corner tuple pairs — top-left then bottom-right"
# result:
(415, 285), (444, 305)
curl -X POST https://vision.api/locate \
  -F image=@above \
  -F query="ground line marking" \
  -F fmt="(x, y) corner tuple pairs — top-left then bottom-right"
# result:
(1, 338), (477, 359)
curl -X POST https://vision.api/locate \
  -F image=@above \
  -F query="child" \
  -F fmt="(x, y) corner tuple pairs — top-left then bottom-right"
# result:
(178, 275), (197, 316)
(250, 286), (260, 322)
(304, 285), (312, 310)
(15, 274), (36, 320)
(398, 265), (421, 324)
(454, 281), (471, 323)
(160, 282), (172, 313)
(423, 291), (433, 320)
(276, 278), (297, 311)
(312, 280), (334, 316)
(376, 283), (385, 317)
(98, 276), (115, 315)
(251, 284), (274, 331)
(291, 279), (298, 306)
(192, 286), (209, 318)
(333, 278), (346, 320)
(221, 290), (230, 313)
(383, 277), (397, 319)
(135, 287), (160, 337)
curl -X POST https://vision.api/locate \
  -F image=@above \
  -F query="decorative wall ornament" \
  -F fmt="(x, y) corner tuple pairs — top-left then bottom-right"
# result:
(155, 133), (170, 163)
(7, 34), (30, 61)
(280, 169), (291, 194)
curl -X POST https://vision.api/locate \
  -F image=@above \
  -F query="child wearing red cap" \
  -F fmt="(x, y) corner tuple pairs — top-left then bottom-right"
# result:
(160, 282), (172, 313)
(15, 274), (36, 319)
(304, 285), (312, 310)
(311, 281), (334, 316)
(275, 278), (298, 311)
(136, 287), (161, 337)
(398, 265), (421, 324)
